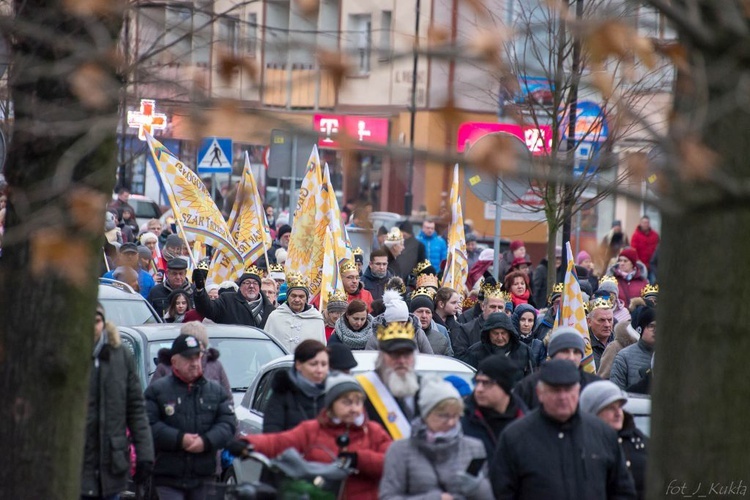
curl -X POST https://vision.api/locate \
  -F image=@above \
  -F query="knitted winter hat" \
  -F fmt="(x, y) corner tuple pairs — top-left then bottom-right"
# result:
(96, 301), (106, 322)
(510, 240), (525, 252)
(580, 380), (628, 415)
(409, 293), (435, 313)
(277, 224), (292, 240)
(597, 279), (619, 297)
(576, 250), (592, 265)
(327, 344), (358, 372)
(547, 327), (585, 357)
(476, 354), (522, 395)
(383, 290), (409, 323)
(635, 307), (656, 336)
(324, 371), (364, 409)
(418, 376), (461, 417)
(619, 247), (640, 266)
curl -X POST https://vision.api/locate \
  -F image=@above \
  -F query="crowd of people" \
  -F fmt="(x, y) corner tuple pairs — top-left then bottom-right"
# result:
(88, 190), (658, 499)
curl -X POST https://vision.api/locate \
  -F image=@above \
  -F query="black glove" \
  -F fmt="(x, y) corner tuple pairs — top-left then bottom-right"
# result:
(133, 461), (153, 484)
(337, 451), (358, 469)
(192, 268), (207, 290)
(227, 439), (253, 458)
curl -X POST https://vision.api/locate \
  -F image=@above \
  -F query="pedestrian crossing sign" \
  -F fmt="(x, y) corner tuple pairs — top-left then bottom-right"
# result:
(197, 137), (233, 173)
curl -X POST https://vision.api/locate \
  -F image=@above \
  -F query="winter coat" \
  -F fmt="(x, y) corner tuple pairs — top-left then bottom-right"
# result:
(598, 321), (638, 379)
(491, 408), (637, 500)
(395, 236), (427, 282)
(460, 395), (525, 462)
(424, 320), (454, 356)
(531, 258), (563, 308)
(433, 312), (459, 335)
(512, 369), (601, 410)
(329, 314), (375, 350)
(451, 315), (485, 359)
(150, 347), (231, 396)
(82, 323), (154, 498)
(460, 315), (534, 376)
(591, 332), (613, 369)
(630, 227), (659, 272)
(458, 302), (482, 324)
(262, 368), (326, 433)
(607, 262), (649, 306)
(619, 412), (649, 500)
(193, 288), (273, 329)
(379, 420), (493, 499)
(416, 231), (448, 269)
(264, 303), (326, 353)
(246, 410), (392, 500)
(144, 374), (236, 489)
(365, 314), (435, 354)
(513, 304), (546, 367)
(102, 268), (155, 299)
(362, 266), (393, 301)
(532, 307), (556, 342)
(348, 282), (375, 311)
(148, 280), (195, 319)
(610, 339), (654, 390)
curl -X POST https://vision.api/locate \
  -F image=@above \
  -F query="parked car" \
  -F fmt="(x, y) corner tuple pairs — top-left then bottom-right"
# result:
(624, 392), (651, 437)
(230, 351), (476, 484)
(98, 279), (162, 326)
(116, 323), (289, 404)
(112, 193), (162, 228)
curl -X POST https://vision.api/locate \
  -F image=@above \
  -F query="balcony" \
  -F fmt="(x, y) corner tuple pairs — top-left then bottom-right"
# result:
(262, 63), (336, 109)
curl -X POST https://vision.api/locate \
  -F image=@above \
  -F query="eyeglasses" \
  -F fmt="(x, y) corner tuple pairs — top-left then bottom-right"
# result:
(241, 281), (259, 288)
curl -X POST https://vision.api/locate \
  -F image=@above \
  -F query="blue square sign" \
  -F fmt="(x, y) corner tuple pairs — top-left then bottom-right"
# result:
(197, 137), (233, 174)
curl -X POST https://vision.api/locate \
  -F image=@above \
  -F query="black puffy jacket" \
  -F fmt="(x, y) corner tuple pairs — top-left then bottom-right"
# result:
(460, 395), (525, 463)
(512, 369), (601, 410)
(144, 374), (236, 489)
(262, 368), (326, 433)
(148, 280), (195, 319)
(459, 314), (534, 377)
(193, 288), (274, 329)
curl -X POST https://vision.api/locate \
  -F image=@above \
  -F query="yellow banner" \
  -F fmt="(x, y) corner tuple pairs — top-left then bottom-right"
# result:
(442, 164), (468, 293)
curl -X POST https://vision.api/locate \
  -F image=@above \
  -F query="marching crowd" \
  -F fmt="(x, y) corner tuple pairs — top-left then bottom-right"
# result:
(84, 191), (659, 499)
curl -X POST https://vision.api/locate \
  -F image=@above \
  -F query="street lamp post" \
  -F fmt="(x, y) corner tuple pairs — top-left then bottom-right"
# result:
(404, 0), (421, 217)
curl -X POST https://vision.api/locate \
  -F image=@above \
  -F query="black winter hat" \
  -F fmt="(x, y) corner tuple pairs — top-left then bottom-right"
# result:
(328, 343), (358, 371)
(409, 294), (434, 313)
(170, 334), (202, 358)
(277, 224), (292, 240)
(635, 307), (656, 336)
(476, 354), (522, 395)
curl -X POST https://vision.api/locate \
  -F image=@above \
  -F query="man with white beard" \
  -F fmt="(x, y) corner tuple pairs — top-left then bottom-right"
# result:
(356, 317), (420, 440)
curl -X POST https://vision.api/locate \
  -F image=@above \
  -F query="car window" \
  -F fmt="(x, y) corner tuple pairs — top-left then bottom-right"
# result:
(633, 415), (650, 437)
(252, 368), (284, 413)
(119, 333), (147, 389)
(100, 298), (160, 326)
(131, 199), (161, 219)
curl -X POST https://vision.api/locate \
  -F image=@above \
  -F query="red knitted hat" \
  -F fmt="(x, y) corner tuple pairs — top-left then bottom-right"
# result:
(619, 247), (640, 265)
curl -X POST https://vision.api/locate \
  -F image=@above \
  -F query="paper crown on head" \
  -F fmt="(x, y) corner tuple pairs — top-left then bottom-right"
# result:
(641, 283), (659, 297)
(411, 286), (437, 301)
(386, 227), (403, 242)
(599, 275), (618, 286)
(547, 282), (565, 304)
(416, 273), (439, 290)
(462, 295), (477, 310)
(589, 296), (614, 311)
(481, 281), (504, 299)
(244, 264), (265, 279)
(197, 260), (210, 271)
(327, 289), (348, 303)
(285, 271), (309, 290)
(503, 291), (513, 303)
(386, 278), (406, 295)
(352, 247), (364, 256)
(376, 320), (416, 342)
(412, 260), (433, 276)
(339, 259), (359, 274)
(268, 263), (285, 274)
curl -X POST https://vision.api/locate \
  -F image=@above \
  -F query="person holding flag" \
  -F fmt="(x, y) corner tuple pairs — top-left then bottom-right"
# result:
(442, 164), (469, 294)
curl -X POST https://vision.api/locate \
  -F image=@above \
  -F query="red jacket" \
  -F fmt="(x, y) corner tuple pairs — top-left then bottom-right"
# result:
(348, 285), (374, 312)
(630, 227), (659, 271)
(611, 263), (649, 306)
(244, 411), (391, 500)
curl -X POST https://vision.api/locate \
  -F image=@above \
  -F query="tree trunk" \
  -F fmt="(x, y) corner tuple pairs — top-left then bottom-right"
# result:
(0, 3), (122, 497)
(648, 27), (750, 497)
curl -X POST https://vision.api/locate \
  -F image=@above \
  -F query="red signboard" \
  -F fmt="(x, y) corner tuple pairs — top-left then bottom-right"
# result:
(456, 122), (553, 156)
(314, 114), (390, 149)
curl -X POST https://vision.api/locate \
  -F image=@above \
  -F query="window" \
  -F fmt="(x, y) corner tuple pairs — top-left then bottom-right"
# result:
(379, 11), (392, 62)
(165, 6), (192, 65)
(220, 16), (240, 56)
(348, 14), (372, 75)
(246, 13), (258, 56)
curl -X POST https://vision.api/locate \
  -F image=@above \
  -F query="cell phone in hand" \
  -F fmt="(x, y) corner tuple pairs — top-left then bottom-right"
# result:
(466, 458), (486, 477)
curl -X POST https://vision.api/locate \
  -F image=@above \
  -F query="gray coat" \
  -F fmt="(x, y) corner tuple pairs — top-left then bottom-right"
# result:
(379, 420), (493, 499)
(82, 323), (154, 497)
(425, 320), (454, 356)
(609, 339), (654, 390)
(365, 314), (434, 354)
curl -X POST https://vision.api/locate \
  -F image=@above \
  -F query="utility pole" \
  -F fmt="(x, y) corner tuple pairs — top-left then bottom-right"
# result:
(404, 0), (421, 217)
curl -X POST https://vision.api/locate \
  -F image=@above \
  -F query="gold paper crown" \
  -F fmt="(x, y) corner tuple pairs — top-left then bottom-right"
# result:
(416, 274), (439, 289)
(386, 227), (403, 242)
(583, 301), (590, 314)
(503, 291), (513, 302)
(244, 265), (265, 278)
(268, 263), (285, 273)
(197, 260), (210, 271)
(339, 259), (359, 274)
(482, 282), (504, 299)
(411, 286), (437, 301)
(386, 278), (406, 295)
(412, 260), (433, 275)
(352, 247), (364, 256)
(599, 275), (618, 286)
(285, 271), (309, 289)
(376, 320), (416, 342)
(462, 295), (478, 310)
(589, 296), (614, 311)
(641, 283), (659, 297)
(551, 282), (565, 294)
(327, 289), (348, 303)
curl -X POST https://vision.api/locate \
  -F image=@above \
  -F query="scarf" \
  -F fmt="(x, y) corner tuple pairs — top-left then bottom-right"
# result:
(290, 368), (326, 398)
(92, 327), (109, 369)
(330, 413), (366, 427)
(245, 295), (264, 325)
(511, 289), (531, 307)
(333, 315), (373, 350)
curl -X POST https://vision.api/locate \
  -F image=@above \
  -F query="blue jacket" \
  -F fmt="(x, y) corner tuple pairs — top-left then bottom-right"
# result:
(103, 268), (154, 299)
(416, 231), (448, 269)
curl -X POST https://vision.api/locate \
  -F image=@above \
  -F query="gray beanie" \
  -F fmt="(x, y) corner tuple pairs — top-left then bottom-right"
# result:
(418, 376), (461, 417)
(324, 371), (364, 409)
(548, 327), (586, 358)
(579, 380), (628, 415)
(597, 280), (619, 297)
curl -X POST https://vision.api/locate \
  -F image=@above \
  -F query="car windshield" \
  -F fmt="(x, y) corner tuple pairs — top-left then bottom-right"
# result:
(131, 199), (160, 219)
(148, 338), (286, 391)
(100, 298), (160, 326)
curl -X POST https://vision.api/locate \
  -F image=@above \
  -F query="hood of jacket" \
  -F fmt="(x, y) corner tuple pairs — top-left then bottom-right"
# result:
(277, 302), (323, 320)
(480, 313), (520, 345)
(371, 311), (422, 334)
(511, 303), (537, 337)
(103, 321), (121, 348)
(614, 320), (639, 346)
